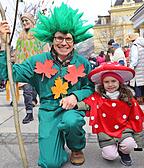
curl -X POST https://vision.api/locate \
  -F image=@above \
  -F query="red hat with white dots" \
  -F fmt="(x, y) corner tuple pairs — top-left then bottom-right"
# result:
(88, 62), (135, 84)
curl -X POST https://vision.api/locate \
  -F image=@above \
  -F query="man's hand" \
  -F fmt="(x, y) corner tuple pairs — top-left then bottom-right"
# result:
(0, 21), (11, 43)
(59, 94), (77, 110)
(0, 20), (10, 35)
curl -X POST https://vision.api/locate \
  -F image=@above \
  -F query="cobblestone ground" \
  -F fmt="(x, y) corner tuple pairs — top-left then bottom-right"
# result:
(0, 132), (144, 145)
(0, 133), (38, 144)
(0, 132), (99, 144)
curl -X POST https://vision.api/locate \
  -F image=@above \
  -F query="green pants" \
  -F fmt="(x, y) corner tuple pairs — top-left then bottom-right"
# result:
(38, 109), (86, 168)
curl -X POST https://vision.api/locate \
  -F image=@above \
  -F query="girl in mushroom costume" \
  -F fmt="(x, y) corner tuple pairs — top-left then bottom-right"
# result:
(77, 62), (144, 166)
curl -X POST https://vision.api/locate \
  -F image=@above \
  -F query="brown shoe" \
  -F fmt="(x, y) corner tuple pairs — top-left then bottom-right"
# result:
(70, 151), (85, 165)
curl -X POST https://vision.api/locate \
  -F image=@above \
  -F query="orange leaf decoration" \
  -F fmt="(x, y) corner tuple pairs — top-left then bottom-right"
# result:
(51, 77), (69, 99)
(64, 64), (86, 85)
(34, 60), (58, 80)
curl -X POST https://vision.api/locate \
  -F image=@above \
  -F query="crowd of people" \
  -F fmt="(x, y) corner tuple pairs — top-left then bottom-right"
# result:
(0, 3), (143, 168)
(89, 34), (144, 106)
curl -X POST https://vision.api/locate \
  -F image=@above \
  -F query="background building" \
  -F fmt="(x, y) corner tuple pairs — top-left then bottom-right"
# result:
(94, 0), (144, 54)
(130, 3), (144, 36)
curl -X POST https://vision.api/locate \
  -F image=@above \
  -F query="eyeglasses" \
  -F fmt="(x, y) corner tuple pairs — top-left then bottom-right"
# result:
(54, 36), (73, 43)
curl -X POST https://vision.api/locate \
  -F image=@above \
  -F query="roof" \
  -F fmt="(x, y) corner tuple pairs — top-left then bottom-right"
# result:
(114, 0), (143, 6)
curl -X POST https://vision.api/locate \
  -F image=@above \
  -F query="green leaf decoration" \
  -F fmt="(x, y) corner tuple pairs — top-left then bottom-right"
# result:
(26, 40), (29, 47)
(21, 41), (24, 48)
(34, 46), (38, 51)
(30, 41), (33, 48)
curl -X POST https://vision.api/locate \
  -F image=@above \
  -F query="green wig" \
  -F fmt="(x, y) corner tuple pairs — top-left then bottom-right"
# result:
(31, 3), (93, 44)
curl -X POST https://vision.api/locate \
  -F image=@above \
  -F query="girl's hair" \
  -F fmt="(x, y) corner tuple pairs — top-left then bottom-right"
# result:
(97, 84), (133, 106)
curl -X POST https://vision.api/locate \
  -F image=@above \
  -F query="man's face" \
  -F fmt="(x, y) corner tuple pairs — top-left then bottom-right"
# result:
(53, 32), (74, 58)
(21, 17), (34, 30)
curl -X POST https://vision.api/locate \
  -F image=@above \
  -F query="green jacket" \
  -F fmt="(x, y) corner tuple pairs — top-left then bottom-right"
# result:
(0, 51), (94, 112)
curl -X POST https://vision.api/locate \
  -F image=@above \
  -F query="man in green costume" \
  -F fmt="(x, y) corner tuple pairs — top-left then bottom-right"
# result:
(0, 3), (94, 168)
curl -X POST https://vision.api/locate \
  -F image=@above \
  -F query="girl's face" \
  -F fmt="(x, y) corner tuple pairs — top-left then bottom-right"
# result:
(103, 76), (120, 93)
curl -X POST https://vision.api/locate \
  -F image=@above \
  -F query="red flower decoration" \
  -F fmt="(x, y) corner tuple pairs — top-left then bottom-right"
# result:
(64, 64), (86, 85)
(34, 60), (58, 80)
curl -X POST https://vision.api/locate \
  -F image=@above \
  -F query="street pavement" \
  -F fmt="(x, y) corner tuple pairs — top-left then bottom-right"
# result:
(0, 90), (144, 168)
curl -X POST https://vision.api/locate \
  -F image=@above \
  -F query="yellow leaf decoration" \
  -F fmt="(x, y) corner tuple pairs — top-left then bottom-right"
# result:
(51, 77), (69, 99)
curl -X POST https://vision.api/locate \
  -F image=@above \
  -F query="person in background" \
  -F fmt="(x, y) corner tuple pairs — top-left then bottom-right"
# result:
(96, 51), (106, 66)
(0, 80), (6, 92)
(111, 43), (127, 66)
(88, 57), (97, 69)
(15, 13), (49, 124)
(106, 39), (115, 62)
(88, 53), (98, 69)
(126, 33), (144, 105)
(76, 62), (144, 166)
(0, 3), (94, 167)
(122, 46), (130, 66)
(108, 39), (115, 50)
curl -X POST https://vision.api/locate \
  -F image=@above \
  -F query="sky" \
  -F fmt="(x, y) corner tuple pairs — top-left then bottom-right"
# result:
(1, 0), (117, 24)
(58, 0), (117, 24)
(0, 0), (117, 46)
(24, 0), (117, 24)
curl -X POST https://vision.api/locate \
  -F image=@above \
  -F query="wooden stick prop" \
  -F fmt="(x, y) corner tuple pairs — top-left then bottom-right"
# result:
(0, 2), (28, 168)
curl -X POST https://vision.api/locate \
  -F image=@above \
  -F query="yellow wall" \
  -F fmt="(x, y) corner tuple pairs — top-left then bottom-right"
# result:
(94, 2), (143, 54)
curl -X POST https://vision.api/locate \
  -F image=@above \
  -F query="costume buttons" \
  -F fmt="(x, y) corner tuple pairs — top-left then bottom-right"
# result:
(102, 113), (106, 117)
(94, 124), (98, 128)
(135, 115), (139, 120)
(91, 116), (95, 120)
(91, 97), (95, 101)
(123, 114), (127, 119)
(114, 125), (119, 129)
(112, 103), (116, 107)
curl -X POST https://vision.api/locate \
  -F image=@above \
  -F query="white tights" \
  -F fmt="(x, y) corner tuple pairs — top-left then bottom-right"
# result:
(102, 137), (137, 160)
